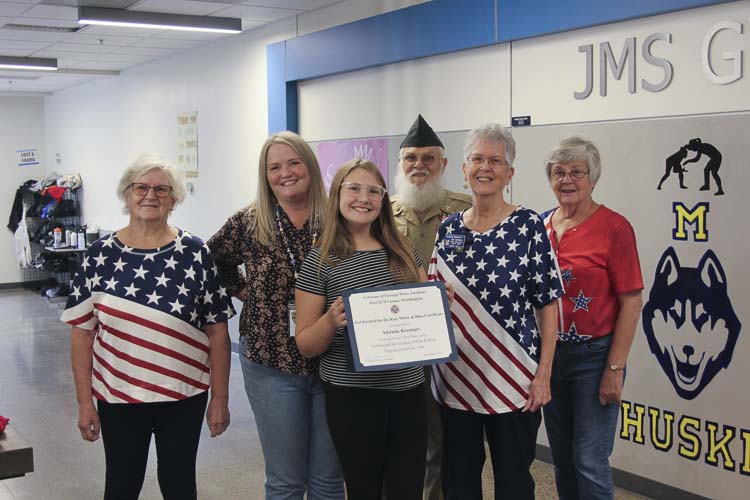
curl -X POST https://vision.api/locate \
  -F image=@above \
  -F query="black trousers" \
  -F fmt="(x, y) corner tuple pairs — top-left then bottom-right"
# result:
(97, 391), (208, 500)
(440, 405), (541, 500)
(324, 383), (426, 500)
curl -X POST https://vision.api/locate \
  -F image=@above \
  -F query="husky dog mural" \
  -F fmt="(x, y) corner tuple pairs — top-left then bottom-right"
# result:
(642, 247), (742, 400)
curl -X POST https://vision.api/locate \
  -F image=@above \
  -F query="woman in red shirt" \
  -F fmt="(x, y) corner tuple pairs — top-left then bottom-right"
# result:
(541, 136), (644, 500)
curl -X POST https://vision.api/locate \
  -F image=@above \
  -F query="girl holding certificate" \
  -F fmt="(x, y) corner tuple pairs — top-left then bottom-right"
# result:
(295, 159), (428, 500)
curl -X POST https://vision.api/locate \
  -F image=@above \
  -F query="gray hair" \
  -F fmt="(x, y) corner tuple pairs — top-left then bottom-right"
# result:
(117, 153), (187, 214)
(462, 123), (516, 167)
(544, 136), (601, 184)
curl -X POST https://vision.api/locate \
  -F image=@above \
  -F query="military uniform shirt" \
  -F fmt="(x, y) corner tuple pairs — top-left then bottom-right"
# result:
(391, 190), (472, 269)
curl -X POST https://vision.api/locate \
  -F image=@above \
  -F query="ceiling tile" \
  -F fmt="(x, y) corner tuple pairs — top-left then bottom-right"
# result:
(132, 0), (235, 16)
(109, 45), (175, 56)
(0, 2), (32, 18)
(65, 33), (147, 46)
(10, 17), (80, 28)
(45, 42), (113, 54)
(0, 28), (70, 42)
(74, 59), (137, 70)
(0, 38), (50, 50)
(210, 4), (301, 22)
(21, 4), (77, 20)
(241, 0), (339, 9)
(0, 47), (29, 56)
(130, 36), (201, 49)
(92, 53), (152, 63)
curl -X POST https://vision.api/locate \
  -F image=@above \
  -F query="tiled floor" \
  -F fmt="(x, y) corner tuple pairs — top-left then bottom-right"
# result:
(0, 289), (646, 499)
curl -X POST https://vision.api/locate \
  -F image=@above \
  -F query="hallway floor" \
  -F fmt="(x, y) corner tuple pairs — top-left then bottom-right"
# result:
(0, 289), (646, 499)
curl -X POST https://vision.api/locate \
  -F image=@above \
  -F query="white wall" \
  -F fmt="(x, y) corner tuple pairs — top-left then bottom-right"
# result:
(43, 17), (296, 244)
(299, 43), (511, 141)
(0, 96), (46, 284)
(40, 0), (426, 250)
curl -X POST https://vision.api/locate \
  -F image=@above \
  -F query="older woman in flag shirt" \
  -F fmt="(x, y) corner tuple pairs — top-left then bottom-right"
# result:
(62, 154), (234, 500)
(541, 137), (643, 500)
(429, 124), (562, 500)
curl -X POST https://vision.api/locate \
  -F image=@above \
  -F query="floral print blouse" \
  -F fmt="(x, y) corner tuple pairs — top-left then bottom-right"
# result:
(207, 205), (317, 375)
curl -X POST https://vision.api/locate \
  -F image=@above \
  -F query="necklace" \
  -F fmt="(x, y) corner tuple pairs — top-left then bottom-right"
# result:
(276, 204), (319, 280)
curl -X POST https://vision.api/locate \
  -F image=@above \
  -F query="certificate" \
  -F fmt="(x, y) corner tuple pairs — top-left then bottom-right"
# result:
(342, 282), (457, 372)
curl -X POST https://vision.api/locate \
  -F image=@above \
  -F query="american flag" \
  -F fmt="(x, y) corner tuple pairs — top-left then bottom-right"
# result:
(61, 230), (235, 404)
(429, 208), (562, 414)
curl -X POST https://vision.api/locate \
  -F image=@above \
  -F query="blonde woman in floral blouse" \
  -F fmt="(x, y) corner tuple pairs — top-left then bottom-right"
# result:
(208, 132), (344, 499)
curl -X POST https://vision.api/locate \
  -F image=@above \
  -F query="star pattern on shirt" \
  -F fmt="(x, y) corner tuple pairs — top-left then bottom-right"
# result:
(557, 322), (592, 343)
(436, 209), (563, 362)
(66, 232), (235, 329)
(561, 267), (576, 286)
(570, 289), (594, 312)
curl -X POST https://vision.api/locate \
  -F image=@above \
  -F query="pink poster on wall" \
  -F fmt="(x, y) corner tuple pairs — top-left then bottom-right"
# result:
(317, 138), (389, 192)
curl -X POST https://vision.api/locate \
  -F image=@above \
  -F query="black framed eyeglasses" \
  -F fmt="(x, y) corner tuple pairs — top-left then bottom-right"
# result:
(129, 183), (173, 198)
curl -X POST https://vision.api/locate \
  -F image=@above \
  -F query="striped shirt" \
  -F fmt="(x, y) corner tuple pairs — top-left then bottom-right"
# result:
(296, 247), (424, 391)
(61, 230), (235, 404)
(429, 207), (563, 414)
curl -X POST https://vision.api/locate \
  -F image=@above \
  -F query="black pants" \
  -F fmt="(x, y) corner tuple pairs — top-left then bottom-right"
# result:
(98, 391), (208, 500)
(324, 383), (426, 500)
(440, 405), (541, 500)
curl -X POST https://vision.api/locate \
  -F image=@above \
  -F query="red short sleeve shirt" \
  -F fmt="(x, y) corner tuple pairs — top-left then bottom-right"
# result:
(542, 206), (644, 341)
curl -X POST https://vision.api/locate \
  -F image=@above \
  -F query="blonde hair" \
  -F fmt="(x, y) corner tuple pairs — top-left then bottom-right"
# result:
(251, 131), (327, 246)
(317, 159), (420, 283)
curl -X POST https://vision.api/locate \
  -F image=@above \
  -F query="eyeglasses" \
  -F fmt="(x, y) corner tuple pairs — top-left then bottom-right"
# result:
(400, 153), (440, 166)
(467, 155), (508, 168)
(551, 169), (589, 182)
(341, 181), (387, 200)
(129, 183), (173, 198)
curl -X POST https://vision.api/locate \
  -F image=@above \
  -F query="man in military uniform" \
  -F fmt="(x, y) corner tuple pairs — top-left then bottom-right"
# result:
(391, 115), (471, 500)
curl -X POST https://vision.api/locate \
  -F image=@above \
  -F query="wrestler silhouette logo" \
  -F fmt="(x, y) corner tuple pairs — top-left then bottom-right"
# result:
(657, 139), (724, 195)
(657, 146), (689, 190)
(642, 247), (741, 400)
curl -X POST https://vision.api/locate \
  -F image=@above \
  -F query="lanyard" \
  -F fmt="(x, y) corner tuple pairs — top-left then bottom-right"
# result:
(275, 204), (319, 280)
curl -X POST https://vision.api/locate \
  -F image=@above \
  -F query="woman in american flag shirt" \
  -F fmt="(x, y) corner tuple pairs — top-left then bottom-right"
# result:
(429, 124), (562, 500)
(62, 154), (234, 500)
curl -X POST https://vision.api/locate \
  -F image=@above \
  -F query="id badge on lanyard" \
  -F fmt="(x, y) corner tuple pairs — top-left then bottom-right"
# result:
(288, 301), (297, 337)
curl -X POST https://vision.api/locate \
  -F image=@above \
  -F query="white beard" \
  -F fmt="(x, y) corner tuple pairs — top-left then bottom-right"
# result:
(395, 168), (446, 213)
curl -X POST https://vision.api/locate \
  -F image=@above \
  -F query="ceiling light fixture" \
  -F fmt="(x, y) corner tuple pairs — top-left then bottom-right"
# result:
(0, 56), (57, 71)
(78, 7), (242, 34)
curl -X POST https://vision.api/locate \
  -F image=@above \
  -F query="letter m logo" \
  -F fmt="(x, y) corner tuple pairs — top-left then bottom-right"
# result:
(672, 202), (709, 242)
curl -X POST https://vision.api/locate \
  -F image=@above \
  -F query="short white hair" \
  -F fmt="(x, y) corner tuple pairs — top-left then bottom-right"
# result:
(544, 136), (602, 184)
(117, 153), (187, 214)
(462, 123), (516, 167)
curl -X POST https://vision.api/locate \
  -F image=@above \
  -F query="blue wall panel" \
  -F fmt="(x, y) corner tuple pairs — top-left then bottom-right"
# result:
(268, 0), (736, 133)
(286, 0), (495, 82)
(498, 0), (737, 41)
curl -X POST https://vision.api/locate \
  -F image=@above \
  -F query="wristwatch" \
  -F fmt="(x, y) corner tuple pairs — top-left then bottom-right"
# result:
(609, 363), (625, 371)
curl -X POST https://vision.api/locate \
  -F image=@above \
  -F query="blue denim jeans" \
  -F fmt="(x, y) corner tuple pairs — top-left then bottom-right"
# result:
(543, 335), (620, 500)
(239, 337), (344, 500)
